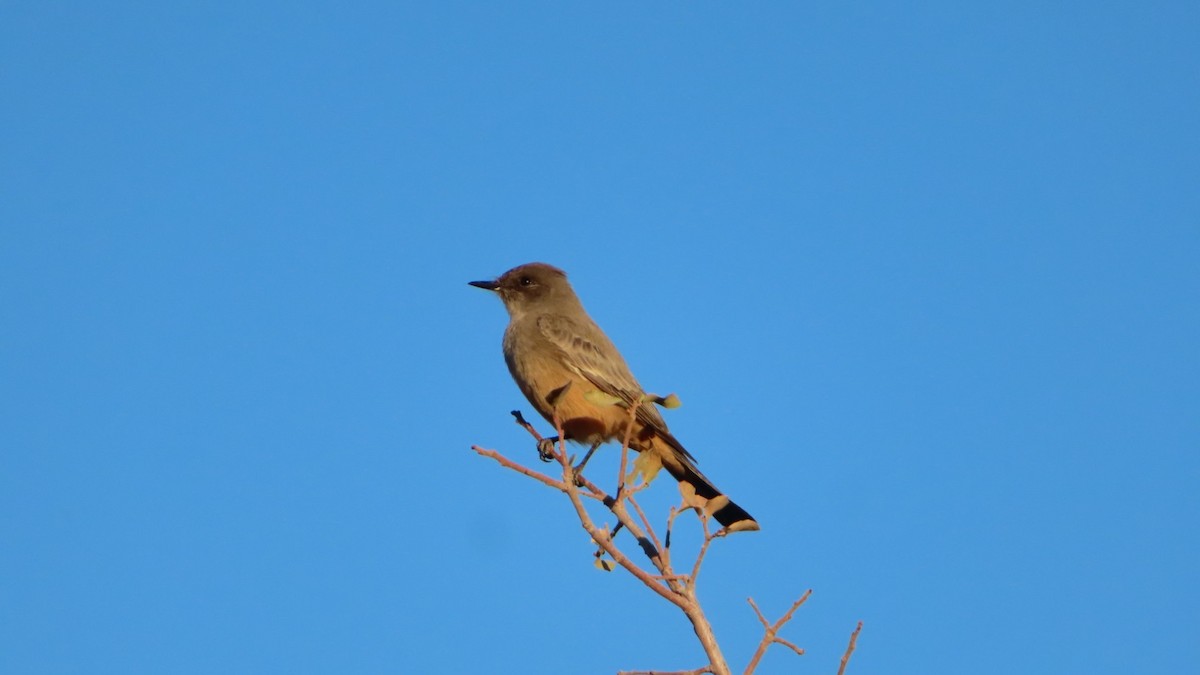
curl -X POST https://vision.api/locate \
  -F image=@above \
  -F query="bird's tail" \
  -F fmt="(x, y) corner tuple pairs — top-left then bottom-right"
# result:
(655, 437), (760, 533)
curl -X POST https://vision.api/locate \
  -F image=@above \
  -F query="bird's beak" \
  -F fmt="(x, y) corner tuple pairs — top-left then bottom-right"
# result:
(468, 279), (499, 291)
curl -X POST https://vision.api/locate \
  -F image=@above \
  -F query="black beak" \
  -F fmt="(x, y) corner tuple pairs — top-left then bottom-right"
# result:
(468, 279), (499, 291)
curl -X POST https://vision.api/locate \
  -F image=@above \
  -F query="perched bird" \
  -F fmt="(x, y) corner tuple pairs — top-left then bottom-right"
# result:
(470, 262), (758, 532)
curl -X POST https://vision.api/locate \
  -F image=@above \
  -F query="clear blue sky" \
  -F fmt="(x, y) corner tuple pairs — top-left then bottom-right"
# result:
(3, 3), (1197, 674)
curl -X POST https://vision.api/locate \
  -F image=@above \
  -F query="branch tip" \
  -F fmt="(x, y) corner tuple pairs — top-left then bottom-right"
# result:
(836, 621), (863, 675)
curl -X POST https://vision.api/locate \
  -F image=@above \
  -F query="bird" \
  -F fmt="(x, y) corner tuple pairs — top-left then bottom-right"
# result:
(470, 262), (759, 532)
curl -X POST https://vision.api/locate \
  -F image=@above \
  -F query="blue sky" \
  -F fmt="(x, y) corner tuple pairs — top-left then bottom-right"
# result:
(2, 3), (1197, 673)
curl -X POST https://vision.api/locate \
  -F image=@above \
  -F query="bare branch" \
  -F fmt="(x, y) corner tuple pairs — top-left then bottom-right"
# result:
(537, 413), (685, 607)
(773, 637), (804, 657)
(510, 409), (542, 439)
(742, 592), (812, 675)
(470, 445), (568, 491)
(477, 411), (800, 675)
(689, 513), (716, 587)
(560, 462), (682, 606)
(470, 445), (607, 502)
(626, 493), (672, 575)
(615, 400), (638, 499)
(836, 621), (863, 675)
(747, 597), (771, 630)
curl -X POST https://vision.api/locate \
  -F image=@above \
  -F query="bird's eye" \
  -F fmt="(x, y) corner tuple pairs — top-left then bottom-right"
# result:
(519, 276), (533, 286)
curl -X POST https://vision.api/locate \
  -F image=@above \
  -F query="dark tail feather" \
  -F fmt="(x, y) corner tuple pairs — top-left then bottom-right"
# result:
(663, 453), (760, 533)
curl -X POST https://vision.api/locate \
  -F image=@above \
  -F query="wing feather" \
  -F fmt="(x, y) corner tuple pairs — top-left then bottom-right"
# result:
(537, 314), (671, 433)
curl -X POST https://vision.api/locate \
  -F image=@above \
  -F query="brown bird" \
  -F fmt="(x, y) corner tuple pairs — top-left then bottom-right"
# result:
(470, 262), (759, 532)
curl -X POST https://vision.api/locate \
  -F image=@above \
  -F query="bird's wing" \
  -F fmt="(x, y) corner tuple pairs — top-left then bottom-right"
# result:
(536, 313), (671, 432)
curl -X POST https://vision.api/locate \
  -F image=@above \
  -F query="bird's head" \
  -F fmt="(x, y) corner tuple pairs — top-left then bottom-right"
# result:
(469, 262), (574, 318)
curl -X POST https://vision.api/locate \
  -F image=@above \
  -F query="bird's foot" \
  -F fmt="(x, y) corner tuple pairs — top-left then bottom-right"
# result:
(536, 437), (559, 462)
(569, 462), (588, 487)
(568, 441), (603, 487)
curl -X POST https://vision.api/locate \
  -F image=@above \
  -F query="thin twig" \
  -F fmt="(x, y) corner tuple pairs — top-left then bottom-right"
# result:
(628, 494), (665, 565)
(836, 621), (863, 675)
(539, 413), (683, 605)
(665, 505), (684, 551)
(471, 445), (607, 501)
(689, 513), (715, 587)
(470, 446), (568, 490)
(742, 592), (811, 674)
(558, 450), (682, 606)
(774, 636), (803, 655)
(510, 412), (610, 499)
(510, 409), (542, 440)
(615, 401), (638, 499)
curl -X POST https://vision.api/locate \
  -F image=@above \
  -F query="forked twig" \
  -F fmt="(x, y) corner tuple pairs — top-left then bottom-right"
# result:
(743, 592), (812, 674)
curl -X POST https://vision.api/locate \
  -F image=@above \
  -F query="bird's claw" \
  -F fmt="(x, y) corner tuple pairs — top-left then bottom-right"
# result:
(536, 437), (558, 462)
(570, 464), (587, 487)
